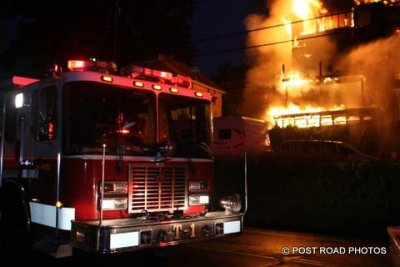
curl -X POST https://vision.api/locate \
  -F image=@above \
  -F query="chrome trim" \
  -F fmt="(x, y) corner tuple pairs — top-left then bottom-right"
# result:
(71, 212), (244, 254)
(128, 164), (188, 213)
(63, 155), (213, 162)
(99, 144), (106, 226)
(56, 80), (63, 236)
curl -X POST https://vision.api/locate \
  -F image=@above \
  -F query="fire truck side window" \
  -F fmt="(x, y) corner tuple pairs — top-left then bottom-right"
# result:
(31, 86), (57, 141)
(159, 93), (212, 158)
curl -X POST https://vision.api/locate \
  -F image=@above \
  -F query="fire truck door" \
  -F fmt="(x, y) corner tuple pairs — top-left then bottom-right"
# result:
(13, 86), (58, 167)
(26, 86), (58, 158)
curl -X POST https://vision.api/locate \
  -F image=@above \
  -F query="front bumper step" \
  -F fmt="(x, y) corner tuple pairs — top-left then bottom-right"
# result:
(71, 211), (243, 254)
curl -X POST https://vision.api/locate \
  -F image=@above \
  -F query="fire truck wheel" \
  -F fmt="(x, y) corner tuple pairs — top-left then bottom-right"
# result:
(0, 182), (32, 256)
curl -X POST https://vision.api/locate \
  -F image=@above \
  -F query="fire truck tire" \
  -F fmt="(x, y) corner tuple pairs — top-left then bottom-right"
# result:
(0, 181), (32, 256)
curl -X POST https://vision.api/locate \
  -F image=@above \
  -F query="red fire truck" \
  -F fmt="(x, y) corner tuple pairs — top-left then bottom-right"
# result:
(0, 59), (245, 257)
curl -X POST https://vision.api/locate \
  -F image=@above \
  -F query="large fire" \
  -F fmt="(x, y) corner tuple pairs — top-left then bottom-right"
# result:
(354, 0), (398, 5)
(280, 71), (314, 96)
(266, 103), (347, 128)
(283, 0), (354, 39)
(291, 0), (328, 36)
(244, 0), (400, 155)
(265, 0), (354, 129)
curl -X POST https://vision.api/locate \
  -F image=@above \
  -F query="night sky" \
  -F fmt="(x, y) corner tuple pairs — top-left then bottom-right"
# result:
(191, 0), (260, 76)
(0, 0), (263, 79)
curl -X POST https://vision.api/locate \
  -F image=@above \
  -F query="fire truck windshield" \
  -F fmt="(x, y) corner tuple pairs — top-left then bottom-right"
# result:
(63, 82), (156, 155)
(62, 82), (211, 158)
(159, 93), (212, 159)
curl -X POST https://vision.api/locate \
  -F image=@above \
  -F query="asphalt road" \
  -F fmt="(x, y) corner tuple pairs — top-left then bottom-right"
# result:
(28, 227), (393, 267)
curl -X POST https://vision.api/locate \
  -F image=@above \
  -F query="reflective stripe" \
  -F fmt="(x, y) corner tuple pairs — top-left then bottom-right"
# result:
(110, 232), (139, 249)
(223, 220), (241, 234)
(29, 202), (75, 231)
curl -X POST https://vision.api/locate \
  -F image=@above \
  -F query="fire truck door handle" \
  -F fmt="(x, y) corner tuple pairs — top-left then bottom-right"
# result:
(21, 159), (34, 166)
(19, 115), (26, 132)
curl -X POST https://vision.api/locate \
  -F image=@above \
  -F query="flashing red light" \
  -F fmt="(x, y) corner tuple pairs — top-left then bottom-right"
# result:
(48, 122), (54, 140)
(12, 76), (39, 87)
(68, 60), (86, 71)
(169, 88), (179, 93)
(117, 129), (130, 135)
(154, 70), (173, 80)
(172, 75), (192, 89)
(67, 59), (117, 73)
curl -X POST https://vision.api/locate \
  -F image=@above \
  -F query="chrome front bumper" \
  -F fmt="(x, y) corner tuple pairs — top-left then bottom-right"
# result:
(71, 212), (243, 254)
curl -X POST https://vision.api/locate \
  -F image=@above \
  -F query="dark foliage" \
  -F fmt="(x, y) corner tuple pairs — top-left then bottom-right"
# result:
(0, 0), (195, 77)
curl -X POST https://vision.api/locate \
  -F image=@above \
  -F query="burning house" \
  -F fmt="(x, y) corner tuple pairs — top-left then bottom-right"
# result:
(243, 0), (400, 157)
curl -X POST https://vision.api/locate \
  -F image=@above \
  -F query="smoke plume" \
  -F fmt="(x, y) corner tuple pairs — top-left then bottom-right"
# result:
(242, 0), (400, 132)
(241, 0), (337, 120)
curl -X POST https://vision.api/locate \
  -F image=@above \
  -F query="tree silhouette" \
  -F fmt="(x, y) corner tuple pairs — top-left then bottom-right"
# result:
(0, 0), (195, 78)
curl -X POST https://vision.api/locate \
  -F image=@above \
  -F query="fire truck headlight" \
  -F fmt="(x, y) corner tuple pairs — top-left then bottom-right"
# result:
(100, 181), (128, 195)
(189, 195), (209, 206)
(189, 180), (208, 192)
(101, 197), (128, 210)
(219, 194), (242, 214)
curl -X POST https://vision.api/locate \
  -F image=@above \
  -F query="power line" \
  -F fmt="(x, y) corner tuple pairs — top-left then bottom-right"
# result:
(191, 4), (400, 59)
(193, 29), (347, 58)
(189, 9), (352, 44)
(189, 1), (400, 44)
(131, 2), (400, 68)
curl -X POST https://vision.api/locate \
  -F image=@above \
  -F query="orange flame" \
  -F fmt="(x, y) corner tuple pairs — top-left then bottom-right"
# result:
(290, 0), (328, 36)
(291, 0), (327, 19)
(354, 0), (397, 5)
(263, 0), (354, 129)
(280, 71), (314, 96)
(265, 103), (346, 128)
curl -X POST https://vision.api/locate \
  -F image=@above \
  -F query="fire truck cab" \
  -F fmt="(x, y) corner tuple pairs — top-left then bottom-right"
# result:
(0, 60), (244, 257)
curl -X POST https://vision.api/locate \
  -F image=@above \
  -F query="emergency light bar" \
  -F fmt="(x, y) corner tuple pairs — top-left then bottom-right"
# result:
(122, 65), (192, 89)
(128, 66), (173, 80)
(68, 59), (117, 73)
(171, 75), (192, 89)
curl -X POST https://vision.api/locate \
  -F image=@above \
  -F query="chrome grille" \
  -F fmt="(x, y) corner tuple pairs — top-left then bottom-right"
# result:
(128, 164), (188, 213)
